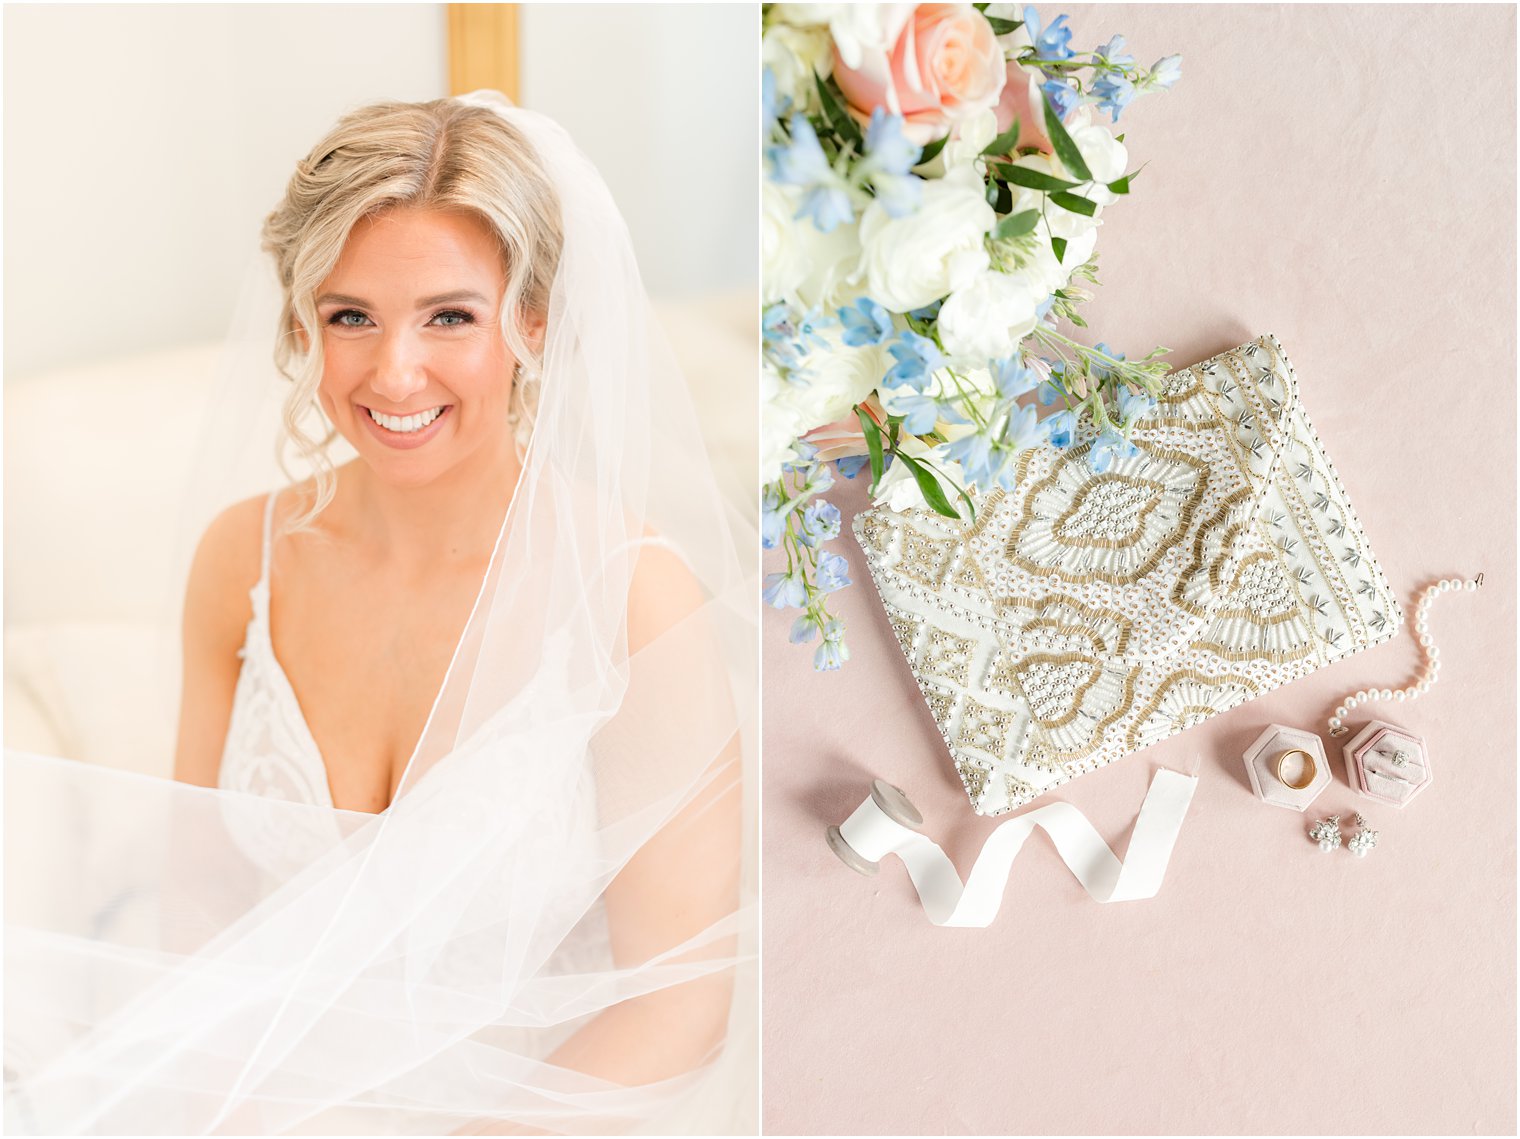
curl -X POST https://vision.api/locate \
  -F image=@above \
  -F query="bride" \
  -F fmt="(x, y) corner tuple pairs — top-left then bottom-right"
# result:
(5, 92), (755, 1135)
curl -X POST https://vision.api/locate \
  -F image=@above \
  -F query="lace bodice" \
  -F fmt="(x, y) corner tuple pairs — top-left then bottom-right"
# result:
(219, 491), (334, 807)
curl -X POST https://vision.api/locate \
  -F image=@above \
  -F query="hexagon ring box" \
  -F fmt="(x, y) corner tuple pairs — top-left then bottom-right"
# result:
(852, 334), (1403, 815)
(1343, 721), (1431, 808)
(1244, 725), (1330, 810)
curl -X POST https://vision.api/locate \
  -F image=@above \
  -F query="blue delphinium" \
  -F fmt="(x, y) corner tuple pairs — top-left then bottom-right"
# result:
(762, 67), (786, 127)
(762, 569), (808, 609)
(838, 297), (894, 347)
(1041, 79), (1080, 122)
(762, 303), (833, 380)
(769, 115), (853, 232)
(1150, 54), (1183, 89)
(993, 355), (1039, 401)
(885, 330), (946, 388)
(862, 108), (924, 217)
(939, 430), (996, 489)
(1023, 7), (1075, 64)
(789, 613), (818, 644)
(1088, 427), (1138, 473)
(882, 386), (962, 435)
(1091, 73), (1137, 123)
(797, 499), (842, 547)
(1094, 34), (1135, 67)
(1117, 388), (1157, 426)
(1089, 341), (1127, 381)
(1045, 409), (1078, 449)
(835, 454), (871, 479)
(813, 620), (850, 672)
(760, 484), (786, 549)
(816, 551), (853, 592)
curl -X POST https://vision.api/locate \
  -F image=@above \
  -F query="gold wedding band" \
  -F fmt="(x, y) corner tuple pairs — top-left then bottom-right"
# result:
(1276, 748), (1316, 790)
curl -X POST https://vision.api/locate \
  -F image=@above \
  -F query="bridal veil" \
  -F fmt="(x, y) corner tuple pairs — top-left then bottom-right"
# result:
(4, 92), (757, 1134)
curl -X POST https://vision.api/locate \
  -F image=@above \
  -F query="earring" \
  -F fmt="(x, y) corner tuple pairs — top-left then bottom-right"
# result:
(1307, 815), (1342, 852)
(1346, 813), (1379, 858)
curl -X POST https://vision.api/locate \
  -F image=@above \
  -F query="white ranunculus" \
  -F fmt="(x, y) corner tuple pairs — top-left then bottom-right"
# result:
(857, 174), (995, 312)
(762, 23), (833, 113)
(872, 434), (970, 513)
(940, 107), (999, 173)
(762, 183), (862, 309)
(773, 325), (889, 440)
(937, 268), (1045, 364)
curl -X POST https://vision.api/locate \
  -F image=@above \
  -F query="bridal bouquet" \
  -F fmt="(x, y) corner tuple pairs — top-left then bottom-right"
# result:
(762, 2), (1181, 670)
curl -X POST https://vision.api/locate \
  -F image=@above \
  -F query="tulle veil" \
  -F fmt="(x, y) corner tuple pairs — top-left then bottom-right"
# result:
(4, 91), (758, 1134)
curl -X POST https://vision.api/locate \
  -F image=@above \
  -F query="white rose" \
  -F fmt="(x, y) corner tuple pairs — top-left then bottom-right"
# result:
(762, 23), (833, 114)
(1067, 107), (1128, 179)
(770, 4), (915, 69)
(937, 268), (1044, 364)
(762, 183), (862, 310)
(857, 174), (995, 312)
(1062, 107), (1128, 208)
(775, 325), (889, 435)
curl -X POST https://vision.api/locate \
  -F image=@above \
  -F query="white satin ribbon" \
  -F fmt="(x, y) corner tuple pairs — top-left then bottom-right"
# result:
(836, 767), (1199, 927)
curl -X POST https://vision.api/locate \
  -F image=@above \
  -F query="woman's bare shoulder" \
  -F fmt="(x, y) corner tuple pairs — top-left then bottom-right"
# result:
(183, 493), (274, 640)
(626, 527), (705, 656)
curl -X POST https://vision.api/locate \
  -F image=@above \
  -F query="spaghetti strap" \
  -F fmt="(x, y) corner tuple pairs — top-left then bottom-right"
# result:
(258, 490), (278, 588)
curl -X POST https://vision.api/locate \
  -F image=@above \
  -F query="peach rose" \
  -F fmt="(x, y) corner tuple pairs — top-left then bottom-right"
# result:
(833, 4), (1007, 144)
(993, 60), (1054, 155)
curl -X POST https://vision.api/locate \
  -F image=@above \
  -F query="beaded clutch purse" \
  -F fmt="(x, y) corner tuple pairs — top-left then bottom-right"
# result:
(853, 333), (1402, 815)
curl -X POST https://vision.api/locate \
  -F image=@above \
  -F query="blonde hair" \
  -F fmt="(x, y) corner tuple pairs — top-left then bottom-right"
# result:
(261, 97), (562, 529)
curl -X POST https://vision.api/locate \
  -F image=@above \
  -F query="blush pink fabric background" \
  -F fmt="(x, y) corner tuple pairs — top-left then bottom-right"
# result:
(761, 5), (1516, 1135)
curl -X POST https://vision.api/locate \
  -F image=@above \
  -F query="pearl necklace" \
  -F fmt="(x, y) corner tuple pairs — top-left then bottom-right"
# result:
(1327, 574), (1483, 736)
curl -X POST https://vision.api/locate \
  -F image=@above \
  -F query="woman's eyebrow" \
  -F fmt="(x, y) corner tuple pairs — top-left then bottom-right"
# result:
(315, 289), (490, 308)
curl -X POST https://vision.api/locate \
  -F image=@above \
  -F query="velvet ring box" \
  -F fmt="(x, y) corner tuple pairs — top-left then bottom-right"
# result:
(1242, 724), (1330, 811)
(1342, 720), (1432, 807)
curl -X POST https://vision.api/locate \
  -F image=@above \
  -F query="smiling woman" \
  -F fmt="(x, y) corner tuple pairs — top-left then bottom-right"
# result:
(6, 91), (756, 1135)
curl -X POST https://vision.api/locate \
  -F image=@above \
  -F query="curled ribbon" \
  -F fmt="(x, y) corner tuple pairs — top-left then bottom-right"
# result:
(830, 767), (1199, 927)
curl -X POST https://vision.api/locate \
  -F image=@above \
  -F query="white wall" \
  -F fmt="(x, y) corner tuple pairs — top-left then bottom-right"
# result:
(3, 4), (449, 377)
(519, 3), (757, 300)
(3, 3), (758, 379)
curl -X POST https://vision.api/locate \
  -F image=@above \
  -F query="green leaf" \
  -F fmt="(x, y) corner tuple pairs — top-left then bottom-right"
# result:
(896, 454), (961, 519)
(980, 119), (1021, 158)
(992, 209), (1040, 240)
(1051, 235), (1068, 263)
(917, 133), (949, 165)
(1049, 190), (1097, 217)
(1042, 96), (1093, 182)
(814, 72), (861, 147)
(985, 16), (1023, 35)
(855, 406), (884, 491)
(991, 162), (1079, 193)
(1106, 174), (1130, 195)
(1115, 132), (1126, 144)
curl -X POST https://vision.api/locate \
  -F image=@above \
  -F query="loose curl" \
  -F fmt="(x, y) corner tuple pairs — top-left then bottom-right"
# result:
(261, 95), (562, 530)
